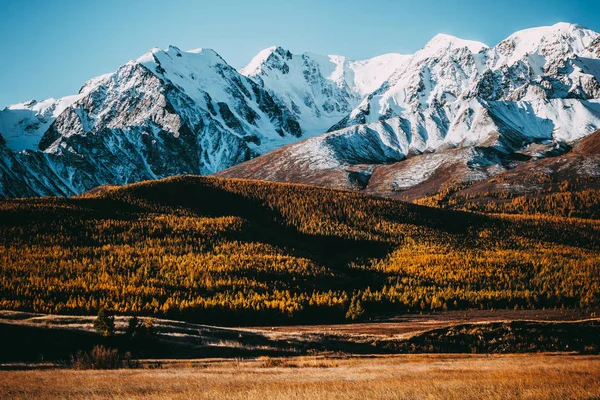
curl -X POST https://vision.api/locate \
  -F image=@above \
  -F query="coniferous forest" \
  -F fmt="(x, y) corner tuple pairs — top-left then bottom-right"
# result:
(1, 176), (598, 326)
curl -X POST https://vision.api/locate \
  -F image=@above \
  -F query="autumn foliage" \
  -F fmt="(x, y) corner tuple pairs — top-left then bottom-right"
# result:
(0, 176), (598, 325)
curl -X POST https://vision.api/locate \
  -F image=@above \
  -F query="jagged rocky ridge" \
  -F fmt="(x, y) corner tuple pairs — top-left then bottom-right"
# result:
(3, 22), (600, 197)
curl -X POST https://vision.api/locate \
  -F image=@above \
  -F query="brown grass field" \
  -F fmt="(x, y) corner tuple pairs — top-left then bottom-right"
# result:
(1, 354), (599, 399)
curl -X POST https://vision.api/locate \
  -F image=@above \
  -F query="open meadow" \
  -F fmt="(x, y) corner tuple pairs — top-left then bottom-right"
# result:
(2, 354), (599, 400)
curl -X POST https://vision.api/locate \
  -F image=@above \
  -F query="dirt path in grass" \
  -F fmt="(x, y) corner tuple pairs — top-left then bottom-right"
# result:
(245, 309), (599, 337)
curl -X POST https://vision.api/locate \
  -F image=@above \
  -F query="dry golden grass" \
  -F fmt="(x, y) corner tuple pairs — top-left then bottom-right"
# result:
(1, 354), (599, 399)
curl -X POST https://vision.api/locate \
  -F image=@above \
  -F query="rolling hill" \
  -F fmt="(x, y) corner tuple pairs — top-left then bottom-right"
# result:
(1, 176), (598, 325)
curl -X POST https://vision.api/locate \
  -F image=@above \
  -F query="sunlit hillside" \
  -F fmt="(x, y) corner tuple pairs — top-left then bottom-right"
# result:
(1, 176), (598, 325)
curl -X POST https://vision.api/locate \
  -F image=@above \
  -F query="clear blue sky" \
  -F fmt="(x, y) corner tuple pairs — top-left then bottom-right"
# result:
(1, 0), (599, 108)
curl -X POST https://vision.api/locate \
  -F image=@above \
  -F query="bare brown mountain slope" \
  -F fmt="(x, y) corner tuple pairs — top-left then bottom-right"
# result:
(216, 130), (600, 206)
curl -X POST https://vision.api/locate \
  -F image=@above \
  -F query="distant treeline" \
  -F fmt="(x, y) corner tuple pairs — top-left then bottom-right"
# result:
(415, 176), (600, 220)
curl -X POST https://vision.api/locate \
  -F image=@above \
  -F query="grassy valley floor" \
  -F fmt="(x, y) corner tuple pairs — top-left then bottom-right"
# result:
(2, 354), (599, 400)
(1, 310), (598, 362)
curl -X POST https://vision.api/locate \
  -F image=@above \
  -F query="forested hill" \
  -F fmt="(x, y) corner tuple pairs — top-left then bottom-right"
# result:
(1, 176), (598, 325)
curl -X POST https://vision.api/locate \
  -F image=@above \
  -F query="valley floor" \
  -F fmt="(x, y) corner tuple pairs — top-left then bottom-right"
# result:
(2, 309), (598, 361)
(1, 354), (599, 399)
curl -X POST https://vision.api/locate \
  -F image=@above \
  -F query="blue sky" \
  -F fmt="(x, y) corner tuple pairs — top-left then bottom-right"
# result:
(1, 0), (599, 108)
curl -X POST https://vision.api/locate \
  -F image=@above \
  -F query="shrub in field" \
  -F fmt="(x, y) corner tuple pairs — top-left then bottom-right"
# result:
(70, 345), (137, 369)
(126, 316), (156, 341)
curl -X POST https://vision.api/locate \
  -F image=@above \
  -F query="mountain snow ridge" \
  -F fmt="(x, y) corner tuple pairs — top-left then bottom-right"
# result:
(2, 22), (600, 198)
(240, 46), (410, 136)
(0, 44), (303, 197)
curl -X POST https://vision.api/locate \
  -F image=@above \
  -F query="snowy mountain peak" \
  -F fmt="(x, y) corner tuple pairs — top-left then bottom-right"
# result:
(136, 45), (226, 68)
(422, 33), (488, 54)
(239, 46), (411, 136)
(0, 76), (107, 152)
(489, 22), (599, 68)
(0, 42), (310, 196)
(551, 21), (587, 31)
(240, 46), (292, 76)
(10, 99), (38, 109)
(508, 21), (592, 40)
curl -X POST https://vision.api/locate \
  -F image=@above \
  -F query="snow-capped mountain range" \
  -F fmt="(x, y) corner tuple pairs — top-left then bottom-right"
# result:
(2, 22), (600, 197)
(218, 22), (600, 195)
(0, 46), (302, 197)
